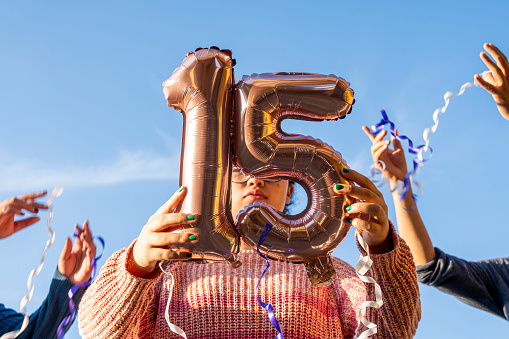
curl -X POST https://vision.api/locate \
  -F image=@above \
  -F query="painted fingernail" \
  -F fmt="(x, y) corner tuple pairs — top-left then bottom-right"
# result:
(186, 252), (193, 258)
(346, 218), (353, 223)
(345, 205), (351, 212)
(335, 184), (344, 190)
(189, 234), (198, 241)
(178, 186), (184, 192)
(187, 214), (195, 220)
(342, 168), (350, 173)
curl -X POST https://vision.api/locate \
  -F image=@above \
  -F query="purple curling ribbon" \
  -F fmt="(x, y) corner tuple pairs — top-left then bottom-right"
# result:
(256, 222), (284, 339)
(56, 235), (105, 339)
(370, 108), (432, 201)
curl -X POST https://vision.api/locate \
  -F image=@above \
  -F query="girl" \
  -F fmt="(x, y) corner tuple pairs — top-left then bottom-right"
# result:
(78, 167), (420, 338)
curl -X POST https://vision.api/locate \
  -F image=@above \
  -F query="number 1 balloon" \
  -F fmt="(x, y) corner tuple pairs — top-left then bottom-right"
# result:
(162, 47), (241, 267)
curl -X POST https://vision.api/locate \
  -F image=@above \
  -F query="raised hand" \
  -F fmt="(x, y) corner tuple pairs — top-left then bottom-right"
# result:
(475, 43), (509, 120)
(58, 221), (97, 285)
(362, 126), (407, 185)
(129, 187), (199, 277)
(0, 192), (48, 239)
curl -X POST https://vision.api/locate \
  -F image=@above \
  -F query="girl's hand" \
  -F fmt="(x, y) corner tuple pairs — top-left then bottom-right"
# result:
(362, 126), (407, 185)
(130, 187), (199, 276)
(58, 221), (97, 285)
(475, 43), (509, 121)
(334, 168), (393, 254)
(0, 191), (48, 239)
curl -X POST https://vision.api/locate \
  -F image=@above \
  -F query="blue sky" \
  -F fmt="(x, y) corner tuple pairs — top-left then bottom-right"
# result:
(1, 1), (508, 338)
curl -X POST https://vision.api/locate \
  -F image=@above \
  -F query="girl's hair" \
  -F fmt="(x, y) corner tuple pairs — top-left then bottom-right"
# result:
(283, 181), (296, 214)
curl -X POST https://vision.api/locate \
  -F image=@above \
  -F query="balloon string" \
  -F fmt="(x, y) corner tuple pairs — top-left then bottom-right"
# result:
(56, 236), (105, 338)
(0, 186), (63, 339)
(256, 222), (284, 339)
(159, 261), (188, 339)
(354, 231), (383, 339)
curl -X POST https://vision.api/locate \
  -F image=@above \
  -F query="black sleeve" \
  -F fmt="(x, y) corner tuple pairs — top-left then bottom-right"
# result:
(2, 268), (88, 339)
(416, 247), (509, 320)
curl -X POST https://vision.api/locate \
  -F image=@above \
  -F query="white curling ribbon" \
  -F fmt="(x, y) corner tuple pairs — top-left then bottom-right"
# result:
(418, 81), (477, 164)
(159, 261), (187, 339)
(354, 231), (383, 339)
(1, 186), (63, 339)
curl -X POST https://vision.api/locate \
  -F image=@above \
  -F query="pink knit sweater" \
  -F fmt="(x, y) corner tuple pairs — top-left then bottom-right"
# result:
(78, 226), (420, 338)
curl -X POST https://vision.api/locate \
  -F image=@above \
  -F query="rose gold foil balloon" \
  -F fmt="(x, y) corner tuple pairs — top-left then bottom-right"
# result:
(234, 72), (354, 286)
(162, 47), (241, 267)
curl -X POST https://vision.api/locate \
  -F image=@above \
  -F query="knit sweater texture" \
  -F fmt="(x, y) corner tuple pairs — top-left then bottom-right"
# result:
(78, 226), (420, 338)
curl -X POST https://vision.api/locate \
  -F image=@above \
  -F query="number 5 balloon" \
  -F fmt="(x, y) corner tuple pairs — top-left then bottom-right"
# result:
(162, 47), (241, 267)
(234, 72), (354, 287)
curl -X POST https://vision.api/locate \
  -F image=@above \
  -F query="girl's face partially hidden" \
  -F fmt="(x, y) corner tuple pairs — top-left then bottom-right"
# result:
(230, 170), (294, 221)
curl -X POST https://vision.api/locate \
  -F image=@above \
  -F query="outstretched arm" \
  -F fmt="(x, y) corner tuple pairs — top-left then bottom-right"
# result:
(475, 43), (509, 120)
(362, 126), (434, 265)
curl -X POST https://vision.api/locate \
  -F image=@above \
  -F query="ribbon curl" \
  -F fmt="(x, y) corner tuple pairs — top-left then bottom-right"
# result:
(160, 261), (188, 339)
(256, 222), (284, 339)
(419, 81), (476, 164)
(354, 231), (383, 339)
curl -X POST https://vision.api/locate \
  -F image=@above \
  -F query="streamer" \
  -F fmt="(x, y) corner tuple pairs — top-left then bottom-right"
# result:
(255, 222), (284, 339)
(159, 261), (188, 339)
(354, 231), (383, 339)
(419, 81), (476, 163)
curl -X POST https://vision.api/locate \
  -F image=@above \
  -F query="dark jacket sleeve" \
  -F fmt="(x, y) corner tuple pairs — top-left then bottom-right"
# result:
(0, 267), (87, 339)
(416, 247), (509, 320)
